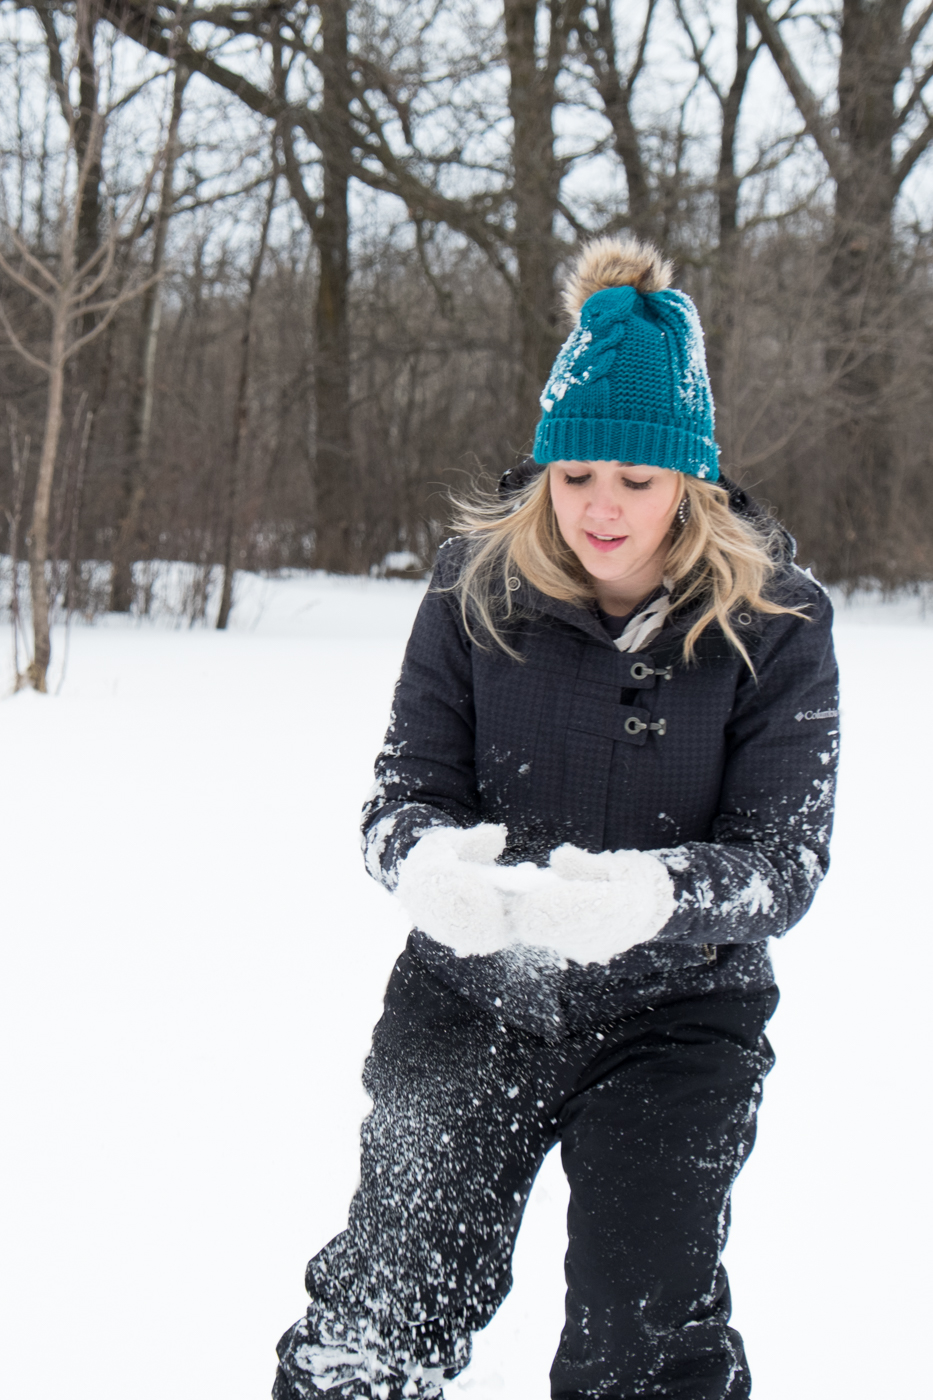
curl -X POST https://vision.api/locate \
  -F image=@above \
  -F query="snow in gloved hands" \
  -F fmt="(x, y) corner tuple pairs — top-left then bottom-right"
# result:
(394, 824), (676, 965)
(393, 824), (513, 957)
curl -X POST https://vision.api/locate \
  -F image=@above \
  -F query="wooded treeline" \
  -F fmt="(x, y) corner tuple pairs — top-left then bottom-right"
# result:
(2, 0), (933, 687)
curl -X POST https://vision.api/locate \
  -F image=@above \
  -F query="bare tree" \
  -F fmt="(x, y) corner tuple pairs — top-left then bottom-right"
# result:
(273, 0), (354, 570)
(111, 56), (190, 611)
(673, 0), (764, 398)
(503, 1), (583, 442)
(744, 0), (933, 580)
(7, 0), (933, 594)
(0, 64), (162, 689)
(33, 0), (103, 291)
(5, 409), (30, 681)
(93, 1), (587, 527)
(216, 161), (278, 629)
(572, 0), (659, 240)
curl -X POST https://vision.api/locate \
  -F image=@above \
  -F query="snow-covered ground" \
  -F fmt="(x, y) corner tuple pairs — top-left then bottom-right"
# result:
(0, 571), (930, 1400)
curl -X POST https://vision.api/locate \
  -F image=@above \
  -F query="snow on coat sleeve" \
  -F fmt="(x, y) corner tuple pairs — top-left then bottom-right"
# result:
(361, 541), (480, 890)
(651, 574), (839, 945)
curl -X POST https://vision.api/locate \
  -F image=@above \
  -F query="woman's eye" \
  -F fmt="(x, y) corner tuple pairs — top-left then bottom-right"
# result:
(622, 478), (652, 491)
(564, 473), (590, 486)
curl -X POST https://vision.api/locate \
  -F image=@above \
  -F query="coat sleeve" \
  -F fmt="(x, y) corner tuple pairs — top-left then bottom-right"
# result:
(361, 542), (481, 890)
(651, 574), (839, 945)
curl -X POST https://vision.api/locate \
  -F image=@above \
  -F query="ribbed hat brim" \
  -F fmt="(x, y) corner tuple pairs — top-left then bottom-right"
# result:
(532, 417), (719, 481)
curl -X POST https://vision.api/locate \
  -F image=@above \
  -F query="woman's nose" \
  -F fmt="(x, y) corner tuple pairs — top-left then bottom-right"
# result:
(587, 484), (622, 518)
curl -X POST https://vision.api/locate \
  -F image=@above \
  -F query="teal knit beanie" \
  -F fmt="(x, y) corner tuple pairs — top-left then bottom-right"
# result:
(532, 238), (720, 481)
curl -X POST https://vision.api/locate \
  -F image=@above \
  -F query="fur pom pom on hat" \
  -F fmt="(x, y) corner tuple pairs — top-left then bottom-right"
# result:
(562, 236), (673, 319)
(533, 236), (719, 481)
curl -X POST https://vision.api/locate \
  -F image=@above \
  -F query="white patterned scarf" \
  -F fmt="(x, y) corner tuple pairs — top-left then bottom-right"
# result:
(609, 578), (673, 654)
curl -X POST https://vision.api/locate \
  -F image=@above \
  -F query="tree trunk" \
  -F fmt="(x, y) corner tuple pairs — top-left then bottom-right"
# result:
(33, 0), (101, 273)
(27, 307), (67, 693)
(74, 0), (102, 280)
(216, 171), (277, 629)
(575, 0), (656, 242)
(111, 62), (188, 612)
(504, 0), (573, 449)
(743, 0), (926, 582)
(826, 0), (904, 581)
(706, 0), (756, 407)
(309, 0), (354, 572)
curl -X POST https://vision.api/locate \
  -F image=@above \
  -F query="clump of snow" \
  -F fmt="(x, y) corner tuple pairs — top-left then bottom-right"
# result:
(669, 290), (712, 421)
(509, 846), (676, 963)
(538, 326), (593, 412)
(286, 1322), (446, 1400)
(372, 551), (426, 579)
(395, 831), (676, 966)
(721, 871), (775, 919)
(364, 813), (399, 882)
(394, 824), (513, 957)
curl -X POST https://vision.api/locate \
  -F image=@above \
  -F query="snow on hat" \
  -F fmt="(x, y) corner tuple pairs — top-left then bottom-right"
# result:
(532, 237), (720, 481)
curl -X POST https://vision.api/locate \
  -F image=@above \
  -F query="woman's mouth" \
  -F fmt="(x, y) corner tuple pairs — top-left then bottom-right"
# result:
(584, 531), (627, 553)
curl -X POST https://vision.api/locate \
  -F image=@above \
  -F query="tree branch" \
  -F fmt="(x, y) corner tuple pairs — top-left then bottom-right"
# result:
(97, 0), (324, 145)
(574, 0), (655, 235)
(894, 105), (933, 185)
(630, 0), (658, 88)
(33, 3), (73, 128)
(63, 271), (162, 360)
(95, 0), (522, 282)
(0, 239), (56, 306)
(66, 271), (161, 321)
(673, 0), (723, 106)
(0, 297), (52, 373)
(895, 56), (933, 129)
(103, 66), (173, 117)
(743, 0), (845, 180)
(278, 124), (321, 236)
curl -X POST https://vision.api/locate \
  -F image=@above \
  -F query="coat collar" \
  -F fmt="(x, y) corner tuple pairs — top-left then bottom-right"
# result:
(508, 578), (612, 645)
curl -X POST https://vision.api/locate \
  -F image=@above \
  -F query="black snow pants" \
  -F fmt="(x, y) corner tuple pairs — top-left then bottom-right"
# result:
(274, 949), (778, 1400)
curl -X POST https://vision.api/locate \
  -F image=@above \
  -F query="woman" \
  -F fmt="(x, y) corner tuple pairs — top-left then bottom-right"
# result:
(273, 239), (839, 1400)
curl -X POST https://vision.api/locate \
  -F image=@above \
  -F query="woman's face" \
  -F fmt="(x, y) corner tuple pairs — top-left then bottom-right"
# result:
(548, 460), (681, 611)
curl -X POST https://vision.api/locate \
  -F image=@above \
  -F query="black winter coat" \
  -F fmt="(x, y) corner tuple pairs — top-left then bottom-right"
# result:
(362, 493), (839, 1040)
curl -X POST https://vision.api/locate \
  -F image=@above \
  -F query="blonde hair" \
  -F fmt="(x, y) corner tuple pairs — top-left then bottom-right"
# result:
(448, 468), (805, 672)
